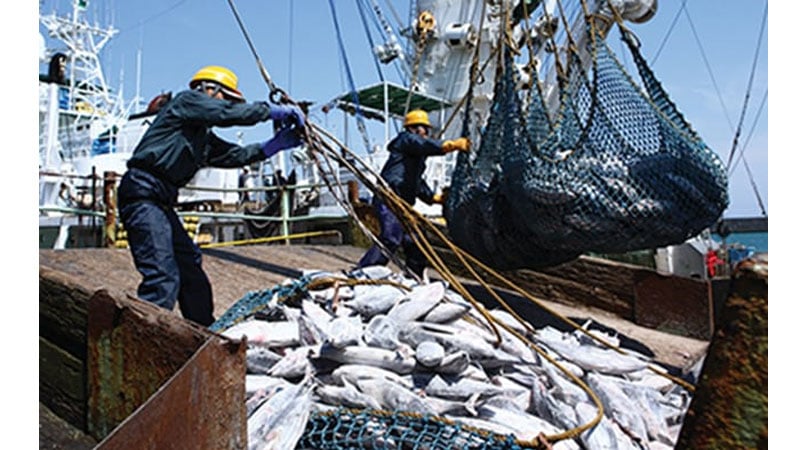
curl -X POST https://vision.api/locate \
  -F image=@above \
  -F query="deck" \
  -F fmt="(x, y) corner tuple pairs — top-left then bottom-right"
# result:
(39, 244), (708, 370)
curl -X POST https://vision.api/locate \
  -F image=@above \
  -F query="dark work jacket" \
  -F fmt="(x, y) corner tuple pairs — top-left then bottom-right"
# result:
(379, 131), (446, 205)
(126, 89), (271, 187)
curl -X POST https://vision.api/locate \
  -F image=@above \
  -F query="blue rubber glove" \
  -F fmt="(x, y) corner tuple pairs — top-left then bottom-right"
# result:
(268, 104), (305, 128)
(261, 127), (303, 158)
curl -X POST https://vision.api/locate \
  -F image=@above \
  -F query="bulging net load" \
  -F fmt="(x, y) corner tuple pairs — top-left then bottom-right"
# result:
(298, 408), (523, 450)
(445, 22), (729, 270)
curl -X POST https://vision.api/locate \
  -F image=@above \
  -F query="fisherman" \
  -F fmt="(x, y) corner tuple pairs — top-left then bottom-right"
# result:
(117, 65), (306, 326)
(356, 109), (469, 277)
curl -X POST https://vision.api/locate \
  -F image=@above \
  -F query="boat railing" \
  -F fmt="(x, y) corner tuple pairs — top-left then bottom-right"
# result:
(39, 170), (347, 249)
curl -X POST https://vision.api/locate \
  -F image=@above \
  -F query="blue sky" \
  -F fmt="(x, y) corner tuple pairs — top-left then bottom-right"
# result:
(37, 0), (768, 218)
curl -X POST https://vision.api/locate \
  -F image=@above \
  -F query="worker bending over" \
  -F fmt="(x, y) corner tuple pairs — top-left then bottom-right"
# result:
(357, 109), (469, 277)
(117, 65), (305, 326)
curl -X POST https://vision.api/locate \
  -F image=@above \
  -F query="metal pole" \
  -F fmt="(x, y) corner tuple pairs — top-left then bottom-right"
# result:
(280, 187), (290, 244)
(103, 171), (116, 247)
(384, 81), (389, 145)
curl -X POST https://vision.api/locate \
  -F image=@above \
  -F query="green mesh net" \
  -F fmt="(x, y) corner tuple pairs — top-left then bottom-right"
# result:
(298, 408), (523, 449)
(445, 25), (728, 270)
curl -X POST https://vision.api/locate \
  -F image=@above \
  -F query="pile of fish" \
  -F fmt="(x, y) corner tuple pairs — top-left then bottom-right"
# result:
(221, 266), (697, 450)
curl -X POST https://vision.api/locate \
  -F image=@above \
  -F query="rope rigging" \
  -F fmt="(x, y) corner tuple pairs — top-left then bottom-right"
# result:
(355, 0), (387, 83)
(725, 0), (768, 172)
(221, 0), (699, 447)
(327, 0), (373, 155)
(672, 0), (767, 216)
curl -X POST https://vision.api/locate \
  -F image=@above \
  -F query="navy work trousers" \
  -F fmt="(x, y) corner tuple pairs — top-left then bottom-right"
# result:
(118, 168), (214, 326)
(357, 198), (426, 277)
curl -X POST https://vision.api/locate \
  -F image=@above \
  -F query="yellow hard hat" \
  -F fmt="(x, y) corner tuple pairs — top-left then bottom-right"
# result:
(189, 65), (245, 102)
(404, 109), (431, 128)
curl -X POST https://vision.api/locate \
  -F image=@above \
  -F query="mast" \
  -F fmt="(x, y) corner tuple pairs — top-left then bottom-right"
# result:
(42, 1), (118, 113)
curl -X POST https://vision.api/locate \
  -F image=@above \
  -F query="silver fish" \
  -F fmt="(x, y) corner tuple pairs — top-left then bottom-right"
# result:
(246, 379), (289, 417)
(414, 340), (445, 367)
(400, 321), (521, 367)
(585, 373), (649, 446)
(457, 314), (539, 364)
(267, 345), (318, 379)
(425, 392), (480, 416)
(246, 346), (283, 374)
(535, 334), (650, 375)
(476, 396), (565, 443)
(489, 309), (531, 335)
(223, 319), (300, 348)
(363, 314), (401, 350)
(300, 299), (334, 339)
(245, 374), (289, 397)
(423, 291), (472, 323)
(435, 350), (471, 375)
(541, 361), (590, 404)
(348, 265), (395, 280)
(247, 377), (315, 450)
(313, 379), (382, 410)
(330, 364), (414, 389)
(616, 378), (674, 445)
(490, 375), (535, 412)
(353, 378), (436, 416)
(320, 344), (416, 374)
(386, 282), (446, 323)
(528, 374), (581, 434)
(325, 315), (363, 348)
(423, 374), (519, 401)
(346, 284), (406, 318)
(575, 401), (620, 450)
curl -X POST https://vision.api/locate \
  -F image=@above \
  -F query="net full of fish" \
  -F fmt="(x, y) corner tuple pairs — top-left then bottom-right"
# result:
(218, 266), (696, 449)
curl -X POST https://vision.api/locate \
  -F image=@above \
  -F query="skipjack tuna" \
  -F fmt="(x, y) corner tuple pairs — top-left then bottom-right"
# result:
(220, 266), (698, 450)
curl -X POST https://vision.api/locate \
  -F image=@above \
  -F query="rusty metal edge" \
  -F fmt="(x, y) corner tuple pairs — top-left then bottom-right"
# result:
(94, 336), (247, 450)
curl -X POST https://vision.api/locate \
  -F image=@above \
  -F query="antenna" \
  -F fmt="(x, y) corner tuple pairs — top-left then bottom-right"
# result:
(136, 47), (142, 110)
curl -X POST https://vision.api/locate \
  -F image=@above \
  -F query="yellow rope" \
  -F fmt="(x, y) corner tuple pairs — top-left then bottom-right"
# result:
(226, 0), (695, 444)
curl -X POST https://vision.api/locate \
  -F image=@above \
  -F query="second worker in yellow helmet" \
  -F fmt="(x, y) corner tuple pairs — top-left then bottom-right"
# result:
(356, 109), (470, 278)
